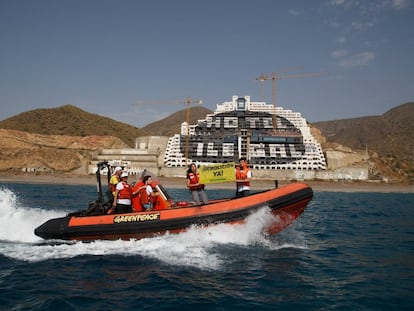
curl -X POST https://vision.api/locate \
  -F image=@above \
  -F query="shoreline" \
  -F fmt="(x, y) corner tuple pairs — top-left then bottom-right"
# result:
(0, 173), (413, 193)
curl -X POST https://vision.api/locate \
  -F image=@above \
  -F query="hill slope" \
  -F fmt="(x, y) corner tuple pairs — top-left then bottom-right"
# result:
(313, 102), (414, 182)
(141, 106), (213, 136)
(0, 129), (128, 173)
(0, 105), (143, 147)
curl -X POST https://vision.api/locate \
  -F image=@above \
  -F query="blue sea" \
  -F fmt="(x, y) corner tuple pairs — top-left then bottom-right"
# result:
(0, 182), (413, 311)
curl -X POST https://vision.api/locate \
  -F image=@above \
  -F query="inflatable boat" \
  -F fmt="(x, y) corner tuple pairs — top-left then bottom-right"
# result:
(34, 162), (313, 241)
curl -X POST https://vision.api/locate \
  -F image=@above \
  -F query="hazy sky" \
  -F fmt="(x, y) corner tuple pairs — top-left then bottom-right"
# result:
(1, 0), (413, 127)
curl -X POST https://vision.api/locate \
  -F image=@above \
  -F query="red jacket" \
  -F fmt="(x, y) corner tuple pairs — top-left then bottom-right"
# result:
(187, 172), (204, 191)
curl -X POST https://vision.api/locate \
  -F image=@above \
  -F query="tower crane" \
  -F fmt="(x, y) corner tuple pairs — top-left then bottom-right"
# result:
(255, 69), (322, 130)
(132, 96), (203, 164)
(256, 67), (303, 101)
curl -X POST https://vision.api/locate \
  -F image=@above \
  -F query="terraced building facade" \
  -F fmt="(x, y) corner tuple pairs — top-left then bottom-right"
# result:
(164, 96), (326, 170)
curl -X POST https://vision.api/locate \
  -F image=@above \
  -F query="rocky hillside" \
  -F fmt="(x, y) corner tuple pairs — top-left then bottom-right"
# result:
(0, 129), (128, 173)
(313, 102), (414, 183)
(0, 105), (143, 147)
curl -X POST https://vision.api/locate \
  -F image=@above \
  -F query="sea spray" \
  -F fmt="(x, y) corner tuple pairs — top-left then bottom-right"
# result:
(0, 186), (65, 243)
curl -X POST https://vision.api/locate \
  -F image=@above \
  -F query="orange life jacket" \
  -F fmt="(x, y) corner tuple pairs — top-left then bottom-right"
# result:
(132, 181), (144, 211)
(187, 172), (204, 191)
(236, 168), (250, 187)
(139, 186), (152, 205)
(117, 181), (132, 200)
(132, 180), (159, 211)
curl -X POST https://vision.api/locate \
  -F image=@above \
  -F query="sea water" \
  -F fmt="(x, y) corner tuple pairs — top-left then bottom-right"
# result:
(0, 182), (413, 310)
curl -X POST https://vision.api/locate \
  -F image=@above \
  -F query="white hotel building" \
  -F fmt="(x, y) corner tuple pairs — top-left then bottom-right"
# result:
(163, 96), (326, 171)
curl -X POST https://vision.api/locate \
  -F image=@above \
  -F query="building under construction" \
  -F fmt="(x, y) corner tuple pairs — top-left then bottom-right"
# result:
(163, 95), (326, 170)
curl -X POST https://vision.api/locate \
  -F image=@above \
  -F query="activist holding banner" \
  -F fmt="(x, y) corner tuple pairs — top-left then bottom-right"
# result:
(235, 158), (252, 197)
(186, 163), (208, 205)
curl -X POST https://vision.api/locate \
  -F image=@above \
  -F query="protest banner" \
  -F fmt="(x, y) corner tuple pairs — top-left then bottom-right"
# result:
(198, 162), (236, 184)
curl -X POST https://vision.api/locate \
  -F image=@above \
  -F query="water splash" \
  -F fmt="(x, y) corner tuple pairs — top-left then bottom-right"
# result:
(0, 186), (65, 243)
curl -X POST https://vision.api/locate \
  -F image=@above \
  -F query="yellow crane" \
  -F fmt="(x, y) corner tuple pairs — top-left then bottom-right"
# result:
(255, 69), (322, 130)
(132, 96), (203, 164)
(256, 67), (302, 102)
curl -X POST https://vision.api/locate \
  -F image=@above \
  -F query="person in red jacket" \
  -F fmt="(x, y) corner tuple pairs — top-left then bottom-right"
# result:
(139, 175), (159, 210)
(131, 178), (145, 212)
(186, 163), (208, 205)
(235, 158), (252, 197)
(108, 172), (132, 214)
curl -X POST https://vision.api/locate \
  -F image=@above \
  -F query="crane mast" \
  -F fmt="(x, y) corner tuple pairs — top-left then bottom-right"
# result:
(255, 68), (322, 131)
(133, 96), (202, 164)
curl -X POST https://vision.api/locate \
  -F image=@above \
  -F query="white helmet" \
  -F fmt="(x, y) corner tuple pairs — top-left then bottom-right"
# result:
(114, 166), (122, 173)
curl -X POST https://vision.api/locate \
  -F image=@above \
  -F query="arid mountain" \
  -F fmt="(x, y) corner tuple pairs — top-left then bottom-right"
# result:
(0, 105), (143, 147)
(0, 104), (212, 174)
(141, 106), (213, 136)
(313, 102), (414, 183)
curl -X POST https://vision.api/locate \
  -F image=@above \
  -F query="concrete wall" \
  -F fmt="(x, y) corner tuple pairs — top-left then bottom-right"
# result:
(159, 166), (369, 181)
(325, 148), (369, 170)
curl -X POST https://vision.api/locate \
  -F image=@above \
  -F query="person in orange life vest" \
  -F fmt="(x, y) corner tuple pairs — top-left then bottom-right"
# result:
(235, 158), (251, 198)
(108, 171), (132, 214)
(109, 166), (123, 203)
(131, 171), (157, 211)
(131, 178), (145, 212)
(139, 175), (158, 211)
(186, 163), (208, 205)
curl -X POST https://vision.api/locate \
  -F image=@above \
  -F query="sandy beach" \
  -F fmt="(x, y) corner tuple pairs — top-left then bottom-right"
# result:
(0, 173), (412, 193)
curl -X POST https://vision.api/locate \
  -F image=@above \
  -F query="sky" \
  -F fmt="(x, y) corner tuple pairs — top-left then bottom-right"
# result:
(1, 0), (413, 127)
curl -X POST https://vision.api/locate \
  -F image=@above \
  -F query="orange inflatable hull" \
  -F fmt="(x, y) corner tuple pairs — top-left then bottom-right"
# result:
(35, 182), (313, 241)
